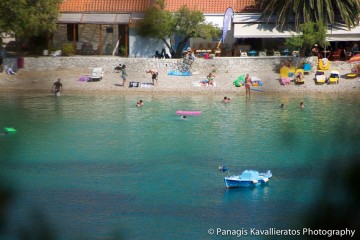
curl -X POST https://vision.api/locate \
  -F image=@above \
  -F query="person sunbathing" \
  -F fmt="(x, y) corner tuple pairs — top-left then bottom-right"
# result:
(207, 72), (215, 86)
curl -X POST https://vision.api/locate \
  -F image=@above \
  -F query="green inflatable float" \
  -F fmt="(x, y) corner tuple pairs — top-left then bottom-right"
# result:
(4, 127), (17, 135)
(233, 75), (245, 87)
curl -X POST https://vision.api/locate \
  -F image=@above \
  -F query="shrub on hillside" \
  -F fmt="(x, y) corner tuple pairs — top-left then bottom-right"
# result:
(62, 43), (75, 56)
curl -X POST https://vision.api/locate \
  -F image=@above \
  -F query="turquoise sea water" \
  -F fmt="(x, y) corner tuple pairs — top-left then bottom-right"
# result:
(0, 93), (359, 239)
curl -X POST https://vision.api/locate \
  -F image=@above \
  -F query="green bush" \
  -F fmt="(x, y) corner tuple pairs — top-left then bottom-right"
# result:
(62, 43), (75, 56)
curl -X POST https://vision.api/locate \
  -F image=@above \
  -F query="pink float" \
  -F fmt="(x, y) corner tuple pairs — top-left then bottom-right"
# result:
(176, 110), (202, 116)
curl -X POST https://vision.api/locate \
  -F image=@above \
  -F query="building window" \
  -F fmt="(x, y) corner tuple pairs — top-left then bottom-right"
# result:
(67, 24), (79, 41)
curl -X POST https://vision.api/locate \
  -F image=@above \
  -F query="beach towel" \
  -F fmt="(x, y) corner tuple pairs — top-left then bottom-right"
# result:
(129, 82), (139, 88)
(78, 76), (91, 82)
(140, 83), (152, 88)
(167, 70), (192, 76)
(192, 81), (217, 87)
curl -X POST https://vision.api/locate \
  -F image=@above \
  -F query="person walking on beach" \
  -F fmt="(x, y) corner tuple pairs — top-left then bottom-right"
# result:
(51, 78), (62, 96)
(121, 64), (127, 86)
(146, 69), (158, 85)
(245, 73), (251, 96)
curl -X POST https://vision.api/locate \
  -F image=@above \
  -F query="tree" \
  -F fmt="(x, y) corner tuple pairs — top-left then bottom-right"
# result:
(260, 0), (360, 31)
(136, 0), (221, 58)
(0, 0), (61, 48)
(285, 21), (329, 53)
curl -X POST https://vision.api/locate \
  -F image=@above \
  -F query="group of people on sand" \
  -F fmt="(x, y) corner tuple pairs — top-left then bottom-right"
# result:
(115, 63), (159, 87)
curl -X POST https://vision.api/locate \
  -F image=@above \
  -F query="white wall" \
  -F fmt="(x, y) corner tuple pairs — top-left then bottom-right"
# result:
(129, 28), (172, 58)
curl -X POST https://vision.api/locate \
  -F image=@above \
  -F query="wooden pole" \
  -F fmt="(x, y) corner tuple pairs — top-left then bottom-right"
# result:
(73, 24), (76, 53)
(99, 24), (102, 55)
(125, 25), (128, 57)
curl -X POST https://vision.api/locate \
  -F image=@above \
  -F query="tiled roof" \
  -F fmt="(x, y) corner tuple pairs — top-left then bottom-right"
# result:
(60, 0), (152, 13)
(164, 0), (259, 13)
(59, 0), (258, 13)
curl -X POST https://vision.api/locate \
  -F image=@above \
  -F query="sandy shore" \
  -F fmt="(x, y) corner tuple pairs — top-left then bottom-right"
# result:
(1, 62), (359, 96)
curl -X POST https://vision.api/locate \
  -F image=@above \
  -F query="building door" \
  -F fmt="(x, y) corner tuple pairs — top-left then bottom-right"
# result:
(118, 24), (128, 56)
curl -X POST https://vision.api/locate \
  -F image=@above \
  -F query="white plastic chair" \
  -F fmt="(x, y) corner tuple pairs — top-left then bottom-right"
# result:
(91, 67), (104, 81)
(259, 51), (266, 57)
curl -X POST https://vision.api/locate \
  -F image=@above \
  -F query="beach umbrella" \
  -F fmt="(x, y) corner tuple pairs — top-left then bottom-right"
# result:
(348, 54), (360, 63)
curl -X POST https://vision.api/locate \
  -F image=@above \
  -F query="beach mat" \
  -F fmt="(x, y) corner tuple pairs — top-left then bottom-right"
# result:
(78, 76), (91, 82)
(168, 70), (192, 76)
(129, 82), (139, 88)
(140, 83), (152, 88)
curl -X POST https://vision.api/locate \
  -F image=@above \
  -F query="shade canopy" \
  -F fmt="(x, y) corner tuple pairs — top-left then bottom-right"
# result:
(234, 22), (360, 41)
(234, 24), (299, 38)
(327, 24), (360, 41)
(58, 13), (130, 24)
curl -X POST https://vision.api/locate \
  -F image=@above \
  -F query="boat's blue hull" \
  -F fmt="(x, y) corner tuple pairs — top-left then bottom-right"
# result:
(224, 178), (270, 188)
(224, 179), (259, 188)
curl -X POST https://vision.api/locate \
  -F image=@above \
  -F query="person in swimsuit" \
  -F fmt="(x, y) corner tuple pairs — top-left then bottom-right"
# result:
(207, 72), (215, 86)
(146, 69), (158, 85)
(51, 78), (63, 96)
(136, 100), (144, 107)
(121, 65), (127, 86)
(245, 74), (251, 96)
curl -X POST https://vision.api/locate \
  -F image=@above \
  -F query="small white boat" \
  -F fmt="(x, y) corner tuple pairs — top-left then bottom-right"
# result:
(224, 170), (272, 188)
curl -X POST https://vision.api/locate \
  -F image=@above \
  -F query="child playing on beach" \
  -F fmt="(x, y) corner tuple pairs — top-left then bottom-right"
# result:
(121, 64), (127, 86)
(146, 69), (158, 85)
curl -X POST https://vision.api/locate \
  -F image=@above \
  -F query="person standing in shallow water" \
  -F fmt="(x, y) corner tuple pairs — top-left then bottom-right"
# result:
(245, 73), (251, 96)
(51, 78), (62, 96)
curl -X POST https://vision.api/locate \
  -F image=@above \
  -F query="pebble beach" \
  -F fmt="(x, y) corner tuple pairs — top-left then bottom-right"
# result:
(0, 56), (359, 96)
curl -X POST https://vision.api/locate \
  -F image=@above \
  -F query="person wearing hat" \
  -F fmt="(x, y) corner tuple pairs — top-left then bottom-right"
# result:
(311, 44), (319, 56)
(121, 64), (127, 86)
